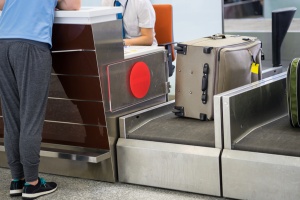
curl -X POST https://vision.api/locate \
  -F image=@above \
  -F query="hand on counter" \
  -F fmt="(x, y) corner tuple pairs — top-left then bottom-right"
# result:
(57, 0), (81, 10)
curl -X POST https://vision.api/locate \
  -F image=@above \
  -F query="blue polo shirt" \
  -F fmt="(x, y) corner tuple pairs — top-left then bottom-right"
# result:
(0, 0), (57, 47)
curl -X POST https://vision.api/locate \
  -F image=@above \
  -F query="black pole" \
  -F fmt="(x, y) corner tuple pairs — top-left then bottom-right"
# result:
(272, 7), (297, 67)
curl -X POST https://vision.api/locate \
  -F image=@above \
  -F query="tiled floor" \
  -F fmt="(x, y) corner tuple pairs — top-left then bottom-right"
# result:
(0, 168), (226, 200)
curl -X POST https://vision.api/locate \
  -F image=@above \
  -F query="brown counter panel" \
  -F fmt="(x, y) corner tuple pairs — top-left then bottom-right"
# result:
(43, 122), (109, 150)
(49, 75), (102, 101)
(52, 24), (95, 51)
(52, 51), (98, 76)
(45, 99), (106, 126)
(0, 115), (109, 150)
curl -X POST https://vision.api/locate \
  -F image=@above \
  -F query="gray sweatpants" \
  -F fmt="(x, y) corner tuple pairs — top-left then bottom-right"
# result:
(0, 40), (52, 182)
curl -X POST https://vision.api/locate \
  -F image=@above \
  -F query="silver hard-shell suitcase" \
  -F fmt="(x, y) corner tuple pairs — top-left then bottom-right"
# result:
(173, 34), (262, 120)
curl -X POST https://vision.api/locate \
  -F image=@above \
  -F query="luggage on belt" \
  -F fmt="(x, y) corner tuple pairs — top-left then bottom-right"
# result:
(173, 34), (263, 120)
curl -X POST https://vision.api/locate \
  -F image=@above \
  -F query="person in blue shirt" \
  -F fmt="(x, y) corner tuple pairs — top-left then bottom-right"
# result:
(0, 0), (81, 199)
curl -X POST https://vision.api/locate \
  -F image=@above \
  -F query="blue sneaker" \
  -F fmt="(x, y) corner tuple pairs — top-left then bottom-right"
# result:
(22, 177), (57, 199)
(10, 179), (25, 196)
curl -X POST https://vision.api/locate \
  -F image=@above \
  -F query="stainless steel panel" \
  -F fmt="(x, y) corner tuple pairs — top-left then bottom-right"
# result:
(222, 149), (300, 200)
(117, 138), (221, 196)
(106, 95), (168, 136)
(262, 66), (283, 78)
(104, 95), (168, 183)
(40, 144), (110, 163)
(213, 73), (285, 149)
(105, 95), (168, 155)
(119, 100), (175, 138)
(222, 73), (287, 149)
(213, 94), (223, 149)
(105, 51), (167, 112)
(93, 20), (124, 66)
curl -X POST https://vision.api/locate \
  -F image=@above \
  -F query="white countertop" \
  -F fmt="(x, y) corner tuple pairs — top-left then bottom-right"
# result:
(55, 7), (121, 24)
(124, 46), (165, 59)
(1, 7), (122, 24)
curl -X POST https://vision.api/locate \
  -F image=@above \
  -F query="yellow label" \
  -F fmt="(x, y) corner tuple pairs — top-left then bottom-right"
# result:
(251, 62), (259, 74)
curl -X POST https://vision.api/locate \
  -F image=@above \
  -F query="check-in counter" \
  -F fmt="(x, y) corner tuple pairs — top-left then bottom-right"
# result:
(0, 7), (169, 182)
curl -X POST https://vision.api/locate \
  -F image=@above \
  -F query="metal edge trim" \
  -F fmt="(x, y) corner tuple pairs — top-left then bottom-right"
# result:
(214, 95), (223, 149)
(0, 141), (110, 164)
(222, 96), (232, 149)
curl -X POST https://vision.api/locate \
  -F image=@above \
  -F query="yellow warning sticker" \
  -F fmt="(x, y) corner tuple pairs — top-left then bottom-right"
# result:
(251, 62), (259, 74)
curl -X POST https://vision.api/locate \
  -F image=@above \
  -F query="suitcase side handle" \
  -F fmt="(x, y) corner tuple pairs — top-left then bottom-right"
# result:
(175, 43), (187, 55)
(202, 63), (209, 104)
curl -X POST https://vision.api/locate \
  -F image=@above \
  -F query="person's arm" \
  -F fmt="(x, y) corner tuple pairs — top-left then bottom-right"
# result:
(124, 0), (156, 46)
(124, 28), (154, 46)
(57, 0), (81, 10)
(0, 0), (5, 10)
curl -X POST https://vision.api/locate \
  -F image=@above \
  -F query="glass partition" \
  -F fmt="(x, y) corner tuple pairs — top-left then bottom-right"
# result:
(224, 0), (263, 19)
(224, 0), (300, 71)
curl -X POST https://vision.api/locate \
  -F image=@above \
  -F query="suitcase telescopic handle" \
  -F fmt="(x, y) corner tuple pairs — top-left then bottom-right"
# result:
(211, 34), (226, 40)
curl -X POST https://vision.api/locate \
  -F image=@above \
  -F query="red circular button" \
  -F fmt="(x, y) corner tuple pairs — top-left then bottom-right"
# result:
(129, 62), (151, 99)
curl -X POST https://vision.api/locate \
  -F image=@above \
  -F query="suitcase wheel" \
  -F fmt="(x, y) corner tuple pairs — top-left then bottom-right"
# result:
(173, 106), (184, 117)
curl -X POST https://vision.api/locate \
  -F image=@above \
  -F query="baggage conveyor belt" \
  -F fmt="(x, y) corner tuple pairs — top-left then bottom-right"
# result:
(234, 115), (300, 157)
(117, 100), (222, 196)
(126, 112), (215, 147)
